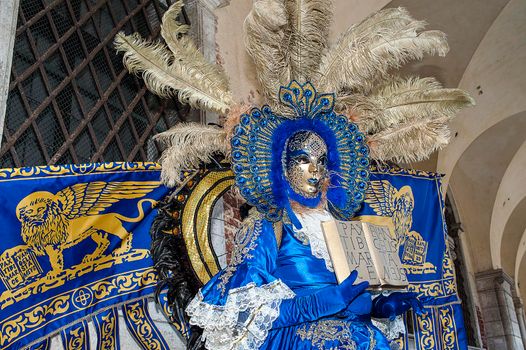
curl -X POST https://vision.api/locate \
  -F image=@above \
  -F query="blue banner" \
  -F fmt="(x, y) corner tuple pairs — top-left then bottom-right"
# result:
(356, 166), (466, 350)
(122, 298), (170, 350)
(93, 307), (120, 350)
(0, 162), (169, 350)
(60, 320), (90, 350)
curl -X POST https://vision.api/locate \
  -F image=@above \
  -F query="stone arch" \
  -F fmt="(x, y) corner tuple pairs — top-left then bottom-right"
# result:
(447, 111), (526, 273)
(494, 140), (526, 275)
(509, 200), (526, 294)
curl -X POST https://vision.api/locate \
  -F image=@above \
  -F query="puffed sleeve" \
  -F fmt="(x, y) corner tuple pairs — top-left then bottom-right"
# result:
(186, 218), (295, 350)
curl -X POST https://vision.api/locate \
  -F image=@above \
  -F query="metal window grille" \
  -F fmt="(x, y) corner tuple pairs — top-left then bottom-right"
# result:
(0, 0), (189, 168)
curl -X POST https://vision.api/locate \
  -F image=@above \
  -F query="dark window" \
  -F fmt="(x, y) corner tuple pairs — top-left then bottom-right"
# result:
(1, 0), (186, 168)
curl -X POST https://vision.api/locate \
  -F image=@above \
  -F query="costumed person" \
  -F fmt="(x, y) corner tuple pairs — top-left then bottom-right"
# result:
(114, 1), (474, 349)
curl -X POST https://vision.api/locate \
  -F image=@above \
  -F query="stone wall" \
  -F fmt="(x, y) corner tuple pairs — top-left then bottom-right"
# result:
(476, 269), (524, 349)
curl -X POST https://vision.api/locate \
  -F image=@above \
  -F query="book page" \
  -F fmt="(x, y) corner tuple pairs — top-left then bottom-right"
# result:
(363, 223), (408, 288)
(322, 220), (381, 286)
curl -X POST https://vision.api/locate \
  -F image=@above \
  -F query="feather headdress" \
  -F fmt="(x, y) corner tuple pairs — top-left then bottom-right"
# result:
(116, 0), (473, 186)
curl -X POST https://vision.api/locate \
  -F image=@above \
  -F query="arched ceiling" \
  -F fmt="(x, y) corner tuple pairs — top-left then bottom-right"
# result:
(502, 197), (526, 279)
(494, 140), (526, 273)
(385, 0), (509, 88)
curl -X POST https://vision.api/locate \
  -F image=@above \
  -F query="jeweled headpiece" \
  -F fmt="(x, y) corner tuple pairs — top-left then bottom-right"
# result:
(231, 81), (369, 224)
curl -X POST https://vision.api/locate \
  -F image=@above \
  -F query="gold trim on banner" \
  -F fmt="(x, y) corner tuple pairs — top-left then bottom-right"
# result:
(415, 310), (436, 349)
(439, 305), (458, 349)
(61, 320), (89, 350)
(0, 268), (157, 349)
(93, 308), (119, 350)
(413, 305), (459, 350)
(182, 170), (234, 284)
(122, 300), (169, 350)
(0, 162), (161, 181)
(0, 249), (151, 308)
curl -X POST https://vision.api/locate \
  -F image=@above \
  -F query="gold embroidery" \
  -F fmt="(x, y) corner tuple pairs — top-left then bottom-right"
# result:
(0, 268), (157, 348)
(217, 217), (263, 295)
(414, 310), (436, 349)
(0, 162), (161, 180)
(13, 181), (157, 279)
(123, 300), (169, 350)
(93, 308), (118, 350)
(62, 321), (88, 350)
(439, 306), (457, 349)
(296, 320), (357, 350)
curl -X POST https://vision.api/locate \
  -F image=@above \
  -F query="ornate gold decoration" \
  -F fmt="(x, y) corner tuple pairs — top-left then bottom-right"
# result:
(296, 320), (357, 350)
(181, 168), (234, 284)
(415, 310), (436, 349)
(439, 305), (458, 349)
(61, 320), (89, 350)
(122, 300), (169, 350)
(0, 162), (161, 180)
(0, 268), (157, 348)
(0, 249), (150, 308)
(412, 305), (459, 350)
(11, 181), (158, 280)
(93, 308), (118, 350)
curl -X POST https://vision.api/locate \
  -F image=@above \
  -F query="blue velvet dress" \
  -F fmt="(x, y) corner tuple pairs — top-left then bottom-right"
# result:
(186, 212), (392, 350)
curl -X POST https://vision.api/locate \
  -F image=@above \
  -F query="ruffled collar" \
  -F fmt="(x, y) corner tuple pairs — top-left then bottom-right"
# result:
(295, 209), (334, 272)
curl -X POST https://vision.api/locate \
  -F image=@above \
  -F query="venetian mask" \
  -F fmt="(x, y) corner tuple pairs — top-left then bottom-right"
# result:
(284, 131), (328, 198)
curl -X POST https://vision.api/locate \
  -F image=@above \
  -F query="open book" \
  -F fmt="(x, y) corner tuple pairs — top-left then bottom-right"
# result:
(321, 220), (408, 290)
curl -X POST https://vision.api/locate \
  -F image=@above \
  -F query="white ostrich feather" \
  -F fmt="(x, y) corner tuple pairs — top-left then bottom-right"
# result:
(114, 1), (234, 114)
(285, 0), (332, 82)
(367, 115), (452, 164)
(344, 76), (475, 134)
(244, 0), (289, 105)
(154, 123), (229, 187)
(161, 0), (230, 89)
(316, 7), (449, 94)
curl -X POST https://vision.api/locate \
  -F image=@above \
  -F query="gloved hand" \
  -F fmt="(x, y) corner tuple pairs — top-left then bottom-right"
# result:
(339, 292), (372, 316)
(272, 270), (369, 329)
(371, 292), (424, 321)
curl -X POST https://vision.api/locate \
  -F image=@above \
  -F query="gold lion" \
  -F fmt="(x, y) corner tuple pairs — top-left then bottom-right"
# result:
(15, 181), (159, 278)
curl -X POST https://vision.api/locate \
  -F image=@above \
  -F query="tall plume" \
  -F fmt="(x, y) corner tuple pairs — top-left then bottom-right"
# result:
(285, 0), (332, 82)
(316, 7), (448, 95)
(155, 123), (229, 187)
(244, 0), (290, 105)
(343, 76), (475, 134)
(114, 0), (234, 115)
(367, 116), (452, 164)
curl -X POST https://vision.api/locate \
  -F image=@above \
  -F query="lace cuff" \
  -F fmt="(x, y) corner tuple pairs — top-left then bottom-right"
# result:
(372, 315), (406, 341)
(186, 279), (295, 350)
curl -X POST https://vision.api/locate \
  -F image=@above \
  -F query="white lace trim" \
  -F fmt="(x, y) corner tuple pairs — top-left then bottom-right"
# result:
(296, 210), (334, 272)
(372, 315), (406, 342)
(186, 279), (295, 350)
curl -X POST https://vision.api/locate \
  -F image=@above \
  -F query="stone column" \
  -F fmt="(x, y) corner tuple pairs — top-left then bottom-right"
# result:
(0, 0), (20, 143)
(476, 269), (524, 349)
(184, 0), (230, 125)
(513, 295), (526, 348)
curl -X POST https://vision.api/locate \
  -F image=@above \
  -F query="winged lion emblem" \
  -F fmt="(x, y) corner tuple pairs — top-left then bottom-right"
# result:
(364, 180), (415, 248)
(15, 181), (158, 278)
